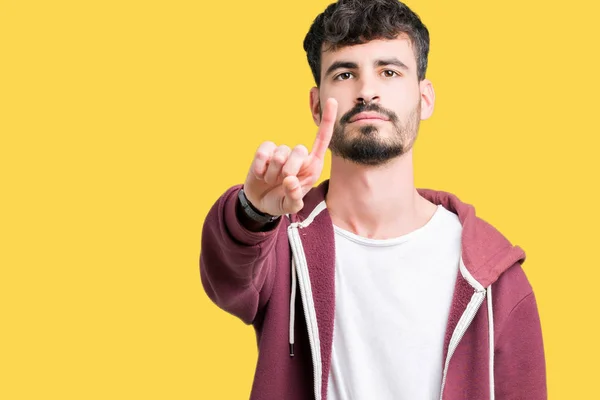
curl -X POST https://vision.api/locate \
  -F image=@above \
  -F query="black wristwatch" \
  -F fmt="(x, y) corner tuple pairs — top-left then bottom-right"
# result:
(238, 188), (280, 224)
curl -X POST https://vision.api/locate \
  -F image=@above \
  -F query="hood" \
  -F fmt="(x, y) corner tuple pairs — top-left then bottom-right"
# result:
(297, 180), (526, 288)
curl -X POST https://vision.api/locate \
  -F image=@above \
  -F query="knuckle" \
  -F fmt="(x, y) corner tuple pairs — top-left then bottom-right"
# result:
(293, 145), (309, 155)
(256, 141), (276, 157)
(273, 146), (291, 165)
(255, 150), (269, 161)
(282, 159), (300, 177)
(276, 145), (291, 155)
(272, 154), (286, 165)
(253, 164), (264, 175)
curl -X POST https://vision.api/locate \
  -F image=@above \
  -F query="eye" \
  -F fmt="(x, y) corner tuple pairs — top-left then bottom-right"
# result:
(382, 70), (399, 78)
(334, 72), (354, 81)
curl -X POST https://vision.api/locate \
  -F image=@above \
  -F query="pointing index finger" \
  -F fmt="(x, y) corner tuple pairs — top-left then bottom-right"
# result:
(310, 98), (338, 161)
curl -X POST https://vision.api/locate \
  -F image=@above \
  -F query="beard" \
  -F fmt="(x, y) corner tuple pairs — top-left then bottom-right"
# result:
(328, 101), (421, 166)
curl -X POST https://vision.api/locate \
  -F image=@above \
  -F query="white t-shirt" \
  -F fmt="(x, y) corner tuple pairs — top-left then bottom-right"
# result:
(327, 204), (462, 400)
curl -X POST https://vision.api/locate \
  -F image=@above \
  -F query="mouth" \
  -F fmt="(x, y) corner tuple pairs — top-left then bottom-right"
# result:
(349, 112), (389, 123)
(350, 118), (388, 124)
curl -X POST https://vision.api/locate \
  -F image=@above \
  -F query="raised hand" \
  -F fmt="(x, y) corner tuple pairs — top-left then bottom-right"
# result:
(243, 98), (338, 217)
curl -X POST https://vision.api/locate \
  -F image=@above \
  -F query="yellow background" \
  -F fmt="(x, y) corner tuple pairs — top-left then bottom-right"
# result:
(1, 0), (599, 398)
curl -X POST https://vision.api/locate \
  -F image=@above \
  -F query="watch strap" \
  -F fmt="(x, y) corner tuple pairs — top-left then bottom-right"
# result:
(238, 188), (280, 224)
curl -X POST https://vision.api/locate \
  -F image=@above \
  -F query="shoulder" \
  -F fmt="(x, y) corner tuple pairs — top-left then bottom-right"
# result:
(491, 262), (535, 328)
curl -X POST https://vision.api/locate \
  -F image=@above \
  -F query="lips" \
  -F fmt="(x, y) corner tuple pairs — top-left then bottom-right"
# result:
(349, 112), (389, 123)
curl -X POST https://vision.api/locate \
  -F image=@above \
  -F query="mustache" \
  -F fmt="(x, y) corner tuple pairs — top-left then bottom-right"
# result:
(339, 102), (399, 125)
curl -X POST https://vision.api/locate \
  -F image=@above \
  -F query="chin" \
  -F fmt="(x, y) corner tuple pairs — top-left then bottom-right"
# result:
(345, 125), (381, 136)
(359, 125), (382, 136)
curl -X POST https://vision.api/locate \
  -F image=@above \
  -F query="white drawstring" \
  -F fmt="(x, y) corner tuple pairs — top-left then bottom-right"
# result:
(289, 257), (297, 356)
(284, 202), (331, 400)
(487, 284), (495, 400)
(285, 204), (326, 358)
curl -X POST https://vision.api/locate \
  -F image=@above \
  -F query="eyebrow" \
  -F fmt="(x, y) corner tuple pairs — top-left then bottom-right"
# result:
(324, 57), (410, 79)
(375, 57), (409, 71)
(324, 61), (359, 79)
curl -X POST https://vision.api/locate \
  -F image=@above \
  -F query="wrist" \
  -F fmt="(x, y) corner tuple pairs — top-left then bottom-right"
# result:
(238, 188), (280, 224)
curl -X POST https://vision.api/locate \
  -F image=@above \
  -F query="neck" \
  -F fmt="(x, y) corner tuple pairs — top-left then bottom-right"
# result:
(325, 150), (437, 239)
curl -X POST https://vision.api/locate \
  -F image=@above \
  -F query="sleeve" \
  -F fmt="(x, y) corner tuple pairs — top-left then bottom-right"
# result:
(494, 290), (547, 399)
(199, 184), (283, 325)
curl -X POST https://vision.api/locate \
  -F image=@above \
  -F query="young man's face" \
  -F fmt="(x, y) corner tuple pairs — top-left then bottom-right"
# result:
(310, 36), (434, 166)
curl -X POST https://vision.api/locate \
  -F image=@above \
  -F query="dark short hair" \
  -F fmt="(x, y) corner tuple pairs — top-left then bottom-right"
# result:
(303, 0), (430, 85)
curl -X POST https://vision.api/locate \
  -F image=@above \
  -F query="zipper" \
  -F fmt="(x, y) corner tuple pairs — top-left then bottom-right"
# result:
(439, 290), (486, 399)
(288, 223), (322, 400)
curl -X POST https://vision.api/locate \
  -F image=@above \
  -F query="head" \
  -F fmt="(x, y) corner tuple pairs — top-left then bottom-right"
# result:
(303, 0), (435, 166)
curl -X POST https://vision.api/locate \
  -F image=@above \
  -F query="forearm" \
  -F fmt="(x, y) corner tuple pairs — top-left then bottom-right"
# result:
(200, 185), (281, 324)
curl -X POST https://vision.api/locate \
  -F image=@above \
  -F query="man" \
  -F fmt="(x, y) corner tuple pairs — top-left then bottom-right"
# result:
(200, 0), (547, 399)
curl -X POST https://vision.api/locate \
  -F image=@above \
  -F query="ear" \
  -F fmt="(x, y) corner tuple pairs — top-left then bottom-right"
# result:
(309, 86), (321, 126)
(419, 79), (435, 120)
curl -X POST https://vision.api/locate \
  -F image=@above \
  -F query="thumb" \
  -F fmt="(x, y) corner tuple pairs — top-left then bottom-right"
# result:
(282, 175), (304, 213)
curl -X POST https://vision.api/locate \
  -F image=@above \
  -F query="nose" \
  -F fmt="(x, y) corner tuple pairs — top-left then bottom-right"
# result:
(355, 77), (380, 105)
